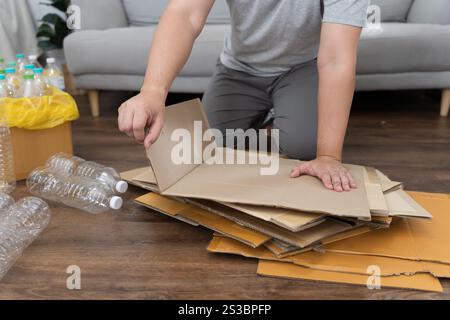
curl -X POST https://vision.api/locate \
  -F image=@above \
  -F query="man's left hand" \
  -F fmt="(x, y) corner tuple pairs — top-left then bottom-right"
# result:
(290, 156), (357, 192)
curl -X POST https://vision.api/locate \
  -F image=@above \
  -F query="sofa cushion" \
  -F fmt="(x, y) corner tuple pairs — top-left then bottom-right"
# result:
(71, 0), (128, 30)
(122, 0), (230, 26)
(407, 0), (450, 25)
(370, 0), (413, 22)
(64, 25), (229, 77)
(357, 23), (450, 74)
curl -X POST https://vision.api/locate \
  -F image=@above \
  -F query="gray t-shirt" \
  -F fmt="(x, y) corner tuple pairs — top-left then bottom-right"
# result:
(220, 0), (370, 76)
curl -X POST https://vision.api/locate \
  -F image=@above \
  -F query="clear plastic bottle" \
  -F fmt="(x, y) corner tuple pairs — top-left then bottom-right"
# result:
(0, 197), (51, 281)
(15, 53), (28, 76)
(75, 162), (128, 193)
(0, 192), (14, 212)
(44, 58), (65, 91)
(46, 153), (128, 193)
(21, 73), (36, 98)
(27, 167), (123, 214)
(0, 117), (16, 194)
(0, 74), (12, 98)
(33, 68), (52, 96)
(46, 152), (85, 175)
(4, 68), (21, 97)
(26, 166), (62, 202)
(28, 55), (42, 69)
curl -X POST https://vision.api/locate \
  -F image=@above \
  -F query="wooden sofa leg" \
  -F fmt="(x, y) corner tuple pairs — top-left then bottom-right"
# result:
(441, 89), (450, 117)
(88, 90), (100, 117)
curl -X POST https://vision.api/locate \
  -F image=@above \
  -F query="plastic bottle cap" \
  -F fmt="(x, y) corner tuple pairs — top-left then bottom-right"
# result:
(109, 196), (123, 210)
(4, 68), (15, 74)
(7, 62), (16, 67)
(23, 74), (34, 80)
(29, 54), (37, 60)
(34, 68), (43, 74)
(0, 74), (5, 80)
(16, 53), (25, 59)
(47, 57), (56, 64)
(25, 64), (35, 69)
(115, 181), (128, 193)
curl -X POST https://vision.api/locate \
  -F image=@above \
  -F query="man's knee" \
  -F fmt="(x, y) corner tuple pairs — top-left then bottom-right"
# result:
(277, 133), (317, 160)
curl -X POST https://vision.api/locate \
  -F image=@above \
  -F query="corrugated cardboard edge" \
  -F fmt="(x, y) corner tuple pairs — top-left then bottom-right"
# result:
(257, 260), (443, 293)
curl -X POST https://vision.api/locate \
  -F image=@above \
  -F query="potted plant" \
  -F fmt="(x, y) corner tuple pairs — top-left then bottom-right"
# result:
(36, 0), (72, 62)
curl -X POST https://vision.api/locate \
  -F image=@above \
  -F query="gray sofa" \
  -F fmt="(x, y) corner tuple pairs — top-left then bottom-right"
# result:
(64, 0), (450, 117)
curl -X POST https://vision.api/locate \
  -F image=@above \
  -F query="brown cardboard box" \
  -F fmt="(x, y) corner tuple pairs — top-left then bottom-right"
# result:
(11, 122), (73, 180)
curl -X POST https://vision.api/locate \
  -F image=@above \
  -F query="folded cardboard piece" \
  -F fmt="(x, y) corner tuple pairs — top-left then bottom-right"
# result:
(136, 192), (371, 249)
(208, 235), (444, 292)
(322, 192), (450, 263)
(144, 99), (372, 220)
(257, 261), (443, 293)
(135, 192), (270, 248)
(208, 234), (450, 278)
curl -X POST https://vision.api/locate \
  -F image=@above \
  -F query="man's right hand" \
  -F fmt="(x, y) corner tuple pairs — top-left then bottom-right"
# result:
(118, 89), (166, 149)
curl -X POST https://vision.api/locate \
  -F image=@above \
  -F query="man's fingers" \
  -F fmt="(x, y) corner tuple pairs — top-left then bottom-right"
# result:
(144, 114), (164, 148)
(290, 166), (301, 178)
(347, 172), (357, 188)
(132, 111), (148, 143)
(321, 174), (333, 190)
(339, 170), (351, 191)
(331, 173), (343, 192)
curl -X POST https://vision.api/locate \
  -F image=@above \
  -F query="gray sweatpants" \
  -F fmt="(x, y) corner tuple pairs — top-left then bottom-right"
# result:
(202, 59), (318, 160)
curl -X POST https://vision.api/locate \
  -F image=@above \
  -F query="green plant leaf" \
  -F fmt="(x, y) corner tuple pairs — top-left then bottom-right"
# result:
(49, 0), (71, 13)
(36, 23), (54, 38)
(41, 13), (64, 25)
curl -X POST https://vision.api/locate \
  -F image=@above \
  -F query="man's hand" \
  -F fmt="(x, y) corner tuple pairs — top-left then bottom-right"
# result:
(290, 156), (357, 192)
(118, 89), (165, 148)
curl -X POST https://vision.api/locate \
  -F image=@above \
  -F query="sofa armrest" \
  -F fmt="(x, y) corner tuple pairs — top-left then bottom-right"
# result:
(71, 0), (128, 30)
(407, 0), (450, 25)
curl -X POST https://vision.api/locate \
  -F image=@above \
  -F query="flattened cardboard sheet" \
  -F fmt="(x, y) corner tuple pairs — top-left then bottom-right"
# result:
(323, 192), (448, 263)
(209, 235), (450, 278)
(219, 202), (326, 232)
(257, 261), (443, 293)
(186, 198), (356, 248)
(264, 225), (377, 258)
(376, 169), (403, 193)
(364, 167), (389, 215)
(135, 193), (270, 248)
(146, 99), (372, 220)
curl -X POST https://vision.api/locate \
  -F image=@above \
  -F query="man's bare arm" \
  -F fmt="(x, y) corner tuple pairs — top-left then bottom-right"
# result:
(118, 0), (214, 147)
(291, 23), (362, 192)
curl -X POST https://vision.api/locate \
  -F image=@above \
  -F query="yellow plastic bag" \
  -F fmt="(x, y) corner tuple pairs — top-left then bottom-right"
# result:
(0, 87), (79, 130)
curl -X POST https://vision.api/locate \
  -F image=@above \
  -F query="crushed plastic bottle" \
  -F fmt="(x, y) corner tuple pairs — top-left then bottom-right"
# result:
(0, 197), (51, 280)
(27, 167), (123, 214)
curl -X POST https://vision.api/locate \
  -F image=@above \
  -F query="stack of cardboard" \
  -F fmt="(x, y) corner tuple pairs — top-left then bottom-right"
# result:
(121, 99), (449, 293)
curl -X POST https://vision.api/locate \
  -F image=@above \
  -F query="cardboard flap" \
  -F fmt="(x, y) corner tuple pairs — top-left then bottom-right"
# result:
(164, 160), (372, 220)
(135, 192), (270, 248)
(364, 167), (389, 215)
(146, 99), (210, 191)
(323, 192), (447, 263)
(219, 202), (326, 232)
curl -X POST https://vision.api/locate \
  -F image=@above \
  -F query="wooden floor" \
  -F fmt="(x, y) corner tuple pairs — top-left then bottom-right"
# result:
(0, 90), (449, 300)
